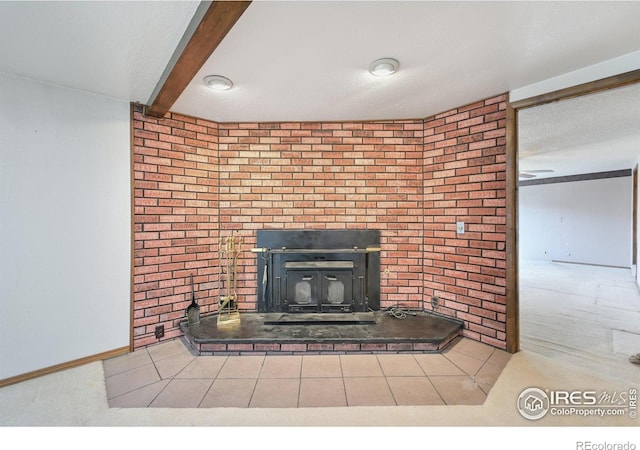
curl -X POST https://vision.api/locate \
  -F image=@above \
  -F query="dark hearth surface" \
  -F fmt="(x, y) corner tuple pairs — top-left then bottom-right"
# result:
(180, 311), (463, 354)
(263, 312), (377, 325)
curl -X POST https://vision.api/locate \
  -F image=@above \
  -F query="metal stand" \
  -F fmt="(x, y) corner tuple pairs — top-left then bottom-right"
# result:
(218, 233), (242, 325)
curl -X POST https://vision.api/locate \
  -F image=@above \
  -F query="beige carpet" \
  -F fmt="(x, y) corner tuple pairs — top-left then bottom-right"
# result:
(2, 260), (639, 446)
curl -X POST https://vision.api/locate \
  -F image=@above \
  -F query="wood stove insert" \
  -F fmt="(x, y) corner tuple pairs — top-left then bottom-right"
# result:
(254, 230), (381, 313)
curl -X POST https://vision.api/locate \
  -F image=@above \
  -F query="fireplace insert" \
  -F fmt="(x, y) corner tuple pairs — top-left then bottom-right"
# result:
(254, 230), (381, 313)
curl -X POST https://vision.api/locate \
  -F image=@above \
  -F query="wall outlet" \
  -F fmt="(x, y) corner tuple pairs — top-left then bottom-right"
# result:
(431, 296), (439, 307)
(155, 325), (164, 339)
(456, 221), (465, 234)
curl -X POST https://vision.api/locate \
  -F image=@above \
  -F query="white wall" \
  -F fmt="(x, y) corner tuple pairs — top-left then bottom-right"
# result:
(519, 176), (632, 267)
(0, 73), (130, 380)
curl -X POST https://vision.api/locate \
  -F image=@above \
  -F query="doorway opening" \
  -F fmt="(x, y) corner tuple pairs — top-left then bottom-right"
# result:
(508, 70), (640, 380)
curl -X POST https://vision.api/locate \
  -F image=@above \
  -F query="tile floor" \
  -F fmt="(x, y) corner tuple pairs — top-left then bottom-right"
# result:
(103, 336), (510, 408)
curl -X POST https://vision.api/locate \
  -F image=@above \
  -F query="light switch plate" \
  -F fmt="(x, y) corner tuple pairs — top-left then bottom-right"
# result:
(456, 221), (465, 234)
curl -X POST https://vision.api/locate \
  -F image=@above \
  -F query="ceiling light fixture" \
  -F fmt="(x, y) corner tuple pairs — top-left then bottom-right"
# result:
(204, 75), (233, 91)
(368, 58), (399, 77)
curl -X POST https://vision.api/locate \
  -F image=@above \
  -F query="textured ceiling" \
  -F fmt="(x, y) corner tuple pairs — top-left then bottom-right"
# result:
(0, 1), (638, 179)
(172, 1), (640, 123)
(0, 1), (199, 103)
(519, 83), (640, 179)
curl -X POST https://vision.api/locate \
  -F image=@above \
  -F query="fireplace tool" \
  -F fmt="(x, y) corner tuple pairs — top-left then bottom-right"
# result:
(185, 273), (200, 326)
(218, 233), (242, 325)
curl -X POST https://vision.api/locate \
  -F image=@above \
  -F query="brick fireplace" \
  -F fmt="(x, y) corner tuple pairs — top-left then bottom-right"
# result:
(132, 93), (508, 350)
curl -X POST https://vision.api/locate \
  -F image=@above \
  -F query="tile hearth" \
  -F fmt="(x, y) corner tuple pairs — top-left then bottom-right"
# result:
(103, 336), (511, 408)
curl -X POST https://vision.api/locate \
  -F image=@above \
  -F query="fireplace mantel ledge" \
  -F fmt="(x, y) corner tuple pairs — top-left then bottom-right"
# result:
(251, 247), (381, 253)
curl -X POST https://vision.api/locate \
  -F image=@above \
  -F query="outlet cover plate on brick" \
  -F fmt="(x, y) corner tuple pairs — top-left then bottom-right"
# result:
(456, 221), (465, 234)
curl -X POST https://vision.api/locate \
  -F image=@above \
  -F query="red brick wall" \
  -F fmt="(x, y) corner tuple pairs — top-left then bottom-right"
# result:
(131, 94), (508, 350)
(422, 95), (508, 348)
(217, 121), (425, 312)
(132, 106), (220, 347)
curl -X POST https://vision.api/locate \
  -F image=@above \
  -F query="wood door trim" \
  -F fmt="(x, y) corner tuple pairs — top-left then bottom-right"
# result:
(510, 69), (640, 111)
(505, 103), (519, 353)
(633, 166), (638, 272)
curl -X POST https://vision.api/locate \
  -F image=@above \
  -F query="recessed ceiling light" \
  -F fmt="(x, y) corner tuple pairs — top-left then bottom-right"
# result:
(204, 75), (233, 91)
(368, 58), (399, 77)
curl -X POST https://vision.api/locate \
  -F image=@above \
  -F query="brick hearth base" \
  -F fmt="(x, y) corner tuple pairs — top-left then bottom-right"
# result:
(180, 311), (463, 356)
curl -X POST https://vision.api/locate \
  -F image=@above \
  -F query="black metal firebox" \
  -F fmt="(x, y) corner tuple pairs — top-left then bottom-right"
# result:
(254, 230), (381, 313)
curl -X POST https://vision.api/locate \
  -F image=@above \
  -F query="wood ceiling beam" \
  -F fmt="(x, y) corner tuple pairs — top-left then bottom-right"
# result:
(146, 1), (252, 118)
